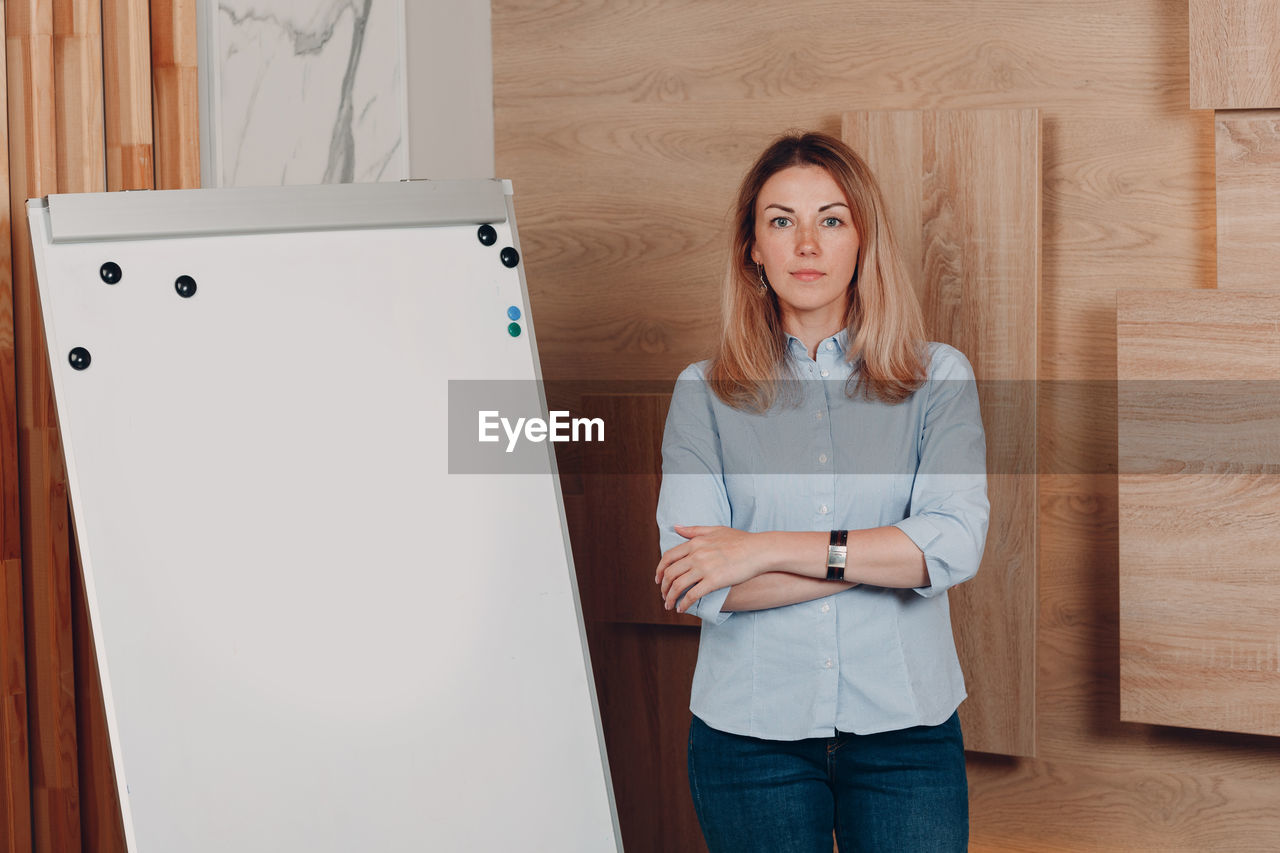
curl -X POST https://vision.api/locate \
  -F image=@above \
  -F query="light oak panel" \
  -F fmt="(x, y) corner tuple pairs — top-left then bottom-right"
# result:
(101, 0), (152, 190)
(1215, 111), (1280, 290)
(843, 109), (1038, 757)
(1118, 290), (1280, 737)
(1189, 0), (1280, 110)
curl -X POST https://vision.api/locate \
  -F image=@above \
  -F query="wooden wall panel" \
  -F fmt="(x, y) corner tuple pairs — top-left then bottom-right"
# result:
(53, 0), (104, 194)
(6, 1), (82, 851)
(493, 0), (1280, 849)
(1117, 290), (1280, 737)
(149, 0), (200, 189)
(1215, 110), (1280, 290)
(843, 109), (1039, 757)
(1190, 0), (1280, 110)
(0, 7), (33, 853)
(585, 621), (705, 853)
(578, 394), (699, 626)
(101, 0), (153, 190)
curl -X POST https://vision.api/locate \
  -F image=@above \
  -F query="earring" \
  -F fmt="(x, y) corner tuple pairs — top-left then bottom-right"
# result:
(756, 263), (769, 294)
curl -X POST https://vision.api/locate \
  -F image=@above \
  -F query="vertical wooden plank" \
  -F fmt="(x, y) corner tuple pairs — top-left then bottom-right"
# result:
(585, 621), (705, 853)
(0, 4), (34, 851)
(6, 0), (81, 851)
(1118, 290), (1280, 736)
(1189, 0), (1280, 110)
(843, 109), (1040, 758)
(149, 0), (200, 189)
(53, 0), (104, 194)
(1215, 110), (1280, 290)
(102, 0), (153, 190)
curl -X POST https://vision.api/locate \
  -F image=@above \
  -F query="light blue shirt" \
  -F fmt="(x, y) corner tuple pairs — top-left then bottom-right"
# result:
(656, 330), (989, 739)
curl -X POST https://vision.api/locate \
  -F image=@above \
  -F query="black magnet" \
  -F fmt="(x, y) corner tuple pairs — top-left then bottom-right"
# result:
(175, 275), (197, 298)
(100, 262), (122, 284)
(477, 224), (497, 246)
(500, 247), (520, 268)
(68, 347), (92, 370)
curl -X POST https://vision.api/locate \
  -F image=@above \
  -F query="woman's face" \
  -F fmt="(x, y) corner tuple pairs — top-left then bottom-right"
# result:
(749, 165), (860, 333)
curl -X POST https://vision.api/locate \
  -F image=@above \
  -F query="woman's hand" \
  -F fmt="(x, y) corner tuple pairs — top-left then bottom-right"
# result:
(655, 525), (772, 613)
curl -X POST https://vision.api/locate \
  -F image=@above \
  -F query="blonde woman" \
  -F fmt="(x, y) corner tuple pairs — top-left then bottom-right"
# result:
(655, 131), (989, 852)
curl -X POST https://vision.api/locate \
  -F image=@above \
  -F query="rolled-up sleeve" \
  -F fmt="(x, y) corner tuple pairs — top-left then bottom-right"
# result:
(656, 365), (733, 624)
(893, 347), (990, 598)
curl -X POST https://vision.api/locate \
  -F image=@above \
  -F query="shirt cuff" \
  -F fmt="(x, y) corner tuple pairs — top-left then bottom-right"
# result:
(892, 516), (944, 597)
(682, 584), (733, 625)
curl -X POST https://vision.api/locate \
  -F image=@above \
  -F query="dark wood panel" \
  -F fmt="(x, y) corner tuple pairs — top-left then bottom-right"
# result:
(585, 621), (705, 853)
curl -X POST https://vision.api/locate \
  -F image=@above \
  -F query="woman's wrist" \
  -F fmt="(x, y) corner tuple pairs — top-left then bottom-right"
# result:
(757, 531), (831, 579)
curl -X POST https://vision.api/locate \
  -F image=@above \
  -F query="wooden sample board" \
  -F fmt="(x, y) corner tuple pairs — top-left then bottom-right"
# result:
(1190, 0), (1280, 110)
(1118, 290), (1280, 736)
(1215, 110), (1280, 290)
(843, 109), (1039, 757)
(27, 181), (621, 852)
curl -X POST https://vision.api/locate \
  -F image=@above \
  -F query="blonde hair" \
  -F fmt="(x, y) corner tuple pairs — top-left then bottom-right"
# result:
(708, 131), (929, 411)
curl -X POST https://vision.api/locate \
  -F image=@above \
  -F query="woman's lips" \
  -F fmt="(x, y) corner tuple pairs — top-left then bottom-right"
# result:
(790, 270), (825, 282)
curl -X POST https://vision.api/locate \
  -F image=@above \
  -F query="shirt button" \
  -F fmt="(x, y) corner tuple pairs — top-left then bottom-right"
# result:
(819, 505), (829, 514)
(825, 341), (834, 351)
(819, 454), (828, 464)
(815, 411), (823, 420)
(821, 603), (830, 613)
(820, 369), (829, 377)
(824, 659), (834, 668)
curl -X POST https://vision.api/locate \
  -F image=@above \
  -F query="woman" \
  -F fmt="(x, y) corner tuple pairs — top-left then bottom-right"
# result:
(654, 131), (989, 852)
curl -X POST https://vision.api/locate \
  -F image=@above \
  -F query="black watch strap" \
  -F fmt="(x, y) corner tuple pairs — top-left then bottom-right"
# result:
(826, 529), (848, 581)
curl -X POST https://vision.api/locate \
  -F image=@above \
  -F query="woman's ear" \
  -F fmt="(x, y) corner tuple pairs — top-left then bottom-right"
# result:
(749, 243), (760, 264)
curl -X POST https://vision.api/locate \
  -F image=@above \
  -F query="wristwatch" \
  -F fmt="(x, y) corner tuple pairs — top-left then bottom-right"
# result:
(826, 530), (848, 581)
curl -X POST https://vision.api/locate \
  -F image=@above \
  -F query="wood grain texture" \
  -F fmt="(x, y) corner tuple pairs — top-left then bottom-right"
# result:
(494, 1), (1266, 849)
(1189, 0), (1280, 110)
(6, 2), (82, 851)
(578, 394), (700, 626)
(584, 621), (706, 853)
(0, 7), (33, 850)
(1215, 111), (1280, 290)
(101, 0), (152, 190)
(842, 109), (1038, 757)
(53, 0), (104, 194)
(70, 540), (125, 853)
(1118, 290), (1280, 737)
(149, 0), (199, 189)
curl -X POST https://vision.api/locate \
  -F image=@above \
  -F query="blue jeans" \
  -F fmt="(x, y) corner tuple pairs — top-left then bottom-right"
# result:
(687, 712), (968, 852)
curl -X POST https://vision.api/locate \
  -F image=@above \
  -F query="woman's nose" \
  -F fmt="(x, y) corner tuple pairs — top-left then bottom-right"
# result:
(796, 225), (819, 254)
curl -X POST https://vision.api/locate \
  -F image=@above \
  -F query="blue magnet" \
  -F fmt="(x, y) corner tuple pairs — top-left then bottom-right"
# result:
(507, 305), (521, 321)
(507, 322), (522, 338)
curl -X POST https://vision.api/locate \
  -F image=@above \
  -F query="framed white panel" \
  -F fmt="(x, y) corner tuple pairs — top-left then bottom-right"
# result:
(28, 182), (620, 852)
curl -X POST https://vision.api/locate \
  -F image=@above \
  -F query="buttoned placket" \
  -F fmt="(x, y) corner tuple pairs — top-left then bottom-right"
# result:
(794, 335), (843, 721)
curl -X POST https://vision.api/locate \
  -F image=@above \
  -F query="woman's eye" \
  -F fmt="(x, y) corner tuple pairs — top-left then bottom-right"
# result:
(822, 216), (843, 227)
(770, 216), (792, 228)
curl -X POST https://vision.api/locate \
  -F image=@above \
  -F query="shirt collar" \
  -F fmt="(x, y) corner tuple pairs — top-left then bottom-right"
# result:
(785, 327), (851, 356)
